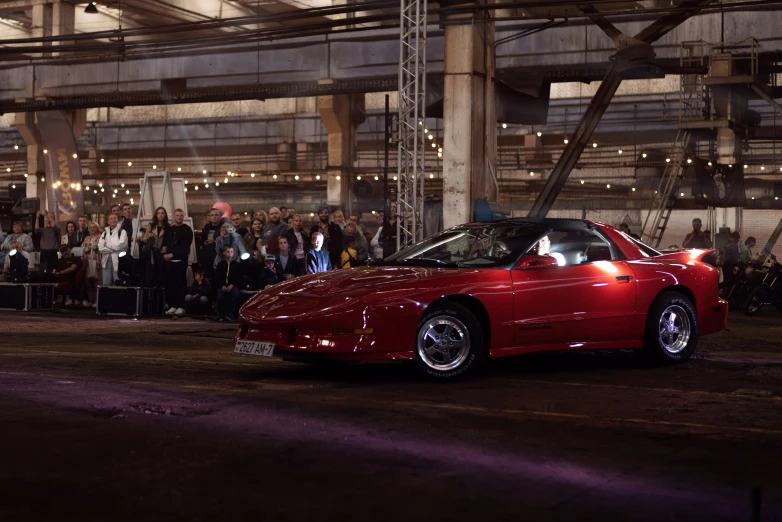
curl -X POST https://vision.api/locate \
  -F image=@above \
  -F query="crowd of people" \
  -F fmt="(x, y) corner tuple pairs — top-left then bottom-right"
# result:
(0, 202), (399, 321)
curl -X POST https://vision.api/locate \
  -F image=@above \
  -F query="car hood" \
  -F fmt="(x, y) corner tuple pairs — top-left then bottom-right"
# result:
(274, 266), (481, 298)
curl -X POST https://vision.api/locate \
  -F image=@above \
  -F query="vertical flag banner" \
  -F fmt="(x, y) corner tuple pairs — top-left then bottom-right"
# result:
(38, 111), (84, 227)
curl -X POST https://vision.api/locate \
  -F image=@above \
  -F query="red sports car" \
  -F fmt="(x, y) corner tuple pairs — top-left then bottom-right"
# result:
(235, 219), (728, 380)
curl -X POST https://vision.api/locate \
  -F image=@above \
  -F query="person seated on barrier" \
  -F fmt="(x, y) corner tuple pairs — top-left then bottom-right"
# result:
(1, 241), (35, 282)
(184, 269), (211, 315)
(215, 246), (241, 321)
(51, 245), (82, 306)
(277, 237), (303, 279)
(98, 213), (129, 287)
(0, 221), (34, 268)
(259, 254), (284, 289)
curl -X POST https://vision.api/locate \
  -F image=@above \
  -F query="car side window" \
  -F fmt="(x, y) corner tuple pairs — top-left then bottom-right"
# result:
(534, 228), (618, 267)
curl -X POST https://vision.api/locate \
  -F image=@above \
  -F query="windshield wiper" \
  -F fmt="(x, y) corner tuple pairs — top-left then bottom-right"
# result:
(395, 258), (457, 267)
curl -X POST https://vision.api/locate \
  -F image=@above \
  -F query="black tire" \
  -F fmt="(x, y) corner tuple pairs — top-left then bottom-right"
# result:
(744, 286), (769, 316)
(412, 302), (484, 380)
(643, 291), (699, 364)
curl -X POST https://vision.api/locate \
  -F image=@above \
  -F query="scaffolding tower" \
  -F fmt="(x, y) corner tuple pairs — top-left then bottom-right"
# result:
(396, 0), (426, 249)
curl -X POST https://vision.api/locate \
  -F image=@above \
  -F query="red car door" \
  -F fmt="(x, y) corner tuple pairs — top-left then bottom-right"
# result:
(511, 259), (638, 346)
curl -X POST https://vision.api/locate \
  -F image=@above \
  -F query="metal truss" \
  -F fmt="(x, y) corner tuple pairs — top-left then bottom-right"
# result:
(397, 0), (426, 249)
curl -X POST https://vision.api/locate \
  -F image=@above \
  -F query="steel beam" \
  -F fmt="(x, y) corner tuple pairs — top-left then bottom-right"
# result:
(528, 0), (715, 218)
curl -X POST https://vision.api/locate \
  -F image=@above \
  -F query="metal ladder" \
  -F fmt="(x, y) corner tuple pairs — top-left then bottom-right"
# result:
(641, 130), (692, 248)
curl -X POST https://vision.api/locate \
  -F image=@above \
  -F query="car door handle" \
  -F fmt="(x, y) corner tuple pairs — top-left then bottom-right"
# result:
(615, 275), (633, 283)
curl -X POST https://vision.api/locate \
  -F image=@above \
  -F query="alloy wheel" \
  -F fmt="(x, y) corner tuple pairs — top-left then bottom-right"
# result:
(658, 304), (691, 354)
(417, 316), (471, 371)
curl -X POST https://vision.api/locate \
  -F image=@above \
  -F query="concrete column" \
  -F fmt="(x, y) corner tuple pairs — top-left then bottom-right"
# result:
(442, 5), (497, 229)
(31, 3), (53, 56)
(14, 110), (88, 201)
(317, 94), (365, 210)
(52, 1), (75, 56)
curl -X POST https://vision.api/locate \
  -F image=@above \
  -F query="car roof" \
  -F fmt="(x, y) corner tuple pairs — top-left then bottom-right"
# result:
(461, 218), (597, 229)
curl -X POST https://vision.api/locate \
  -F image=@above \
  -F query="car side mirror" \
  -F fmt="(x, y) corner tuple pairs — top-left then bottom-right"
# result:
(516, 255), (559, 270)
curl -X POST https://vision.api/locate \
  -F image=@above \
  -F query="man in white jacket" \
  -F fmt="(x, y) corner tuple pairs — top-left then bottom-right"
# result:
(99, 213), (128, 286)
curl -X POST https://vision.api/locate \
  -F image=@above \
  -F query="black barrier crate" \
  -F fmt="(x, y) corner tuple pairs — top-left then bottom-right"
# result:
(0, 283), (55, 311)
(96, 286), (165, 317)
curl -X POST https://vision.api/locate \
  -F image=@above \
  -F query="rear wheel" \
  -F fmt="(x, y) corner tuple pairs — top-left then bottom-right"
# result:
(413, 302), (484, 380)
(744, 286), (769, 316)
(643, 292), (698, 363)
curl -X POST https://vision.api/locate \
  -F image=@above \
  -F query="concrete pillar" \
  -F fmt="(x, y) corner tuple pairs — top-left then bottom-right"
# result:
(14, 110), (88, 201)
(52, 1), (75, 56)
(442, 4), (497, 229)
(317, 94), (365, 210)
(31, 3), (53, 56)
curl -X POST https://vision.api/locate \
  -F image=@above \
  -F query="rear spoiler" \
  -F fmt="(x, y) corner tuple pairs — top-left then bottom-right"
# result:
(656, 248), (715, 263)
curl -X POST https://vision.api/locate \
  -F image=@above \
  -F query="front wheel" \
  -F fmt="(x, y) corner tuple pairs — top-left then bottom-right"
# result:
(643, 292), (699, 364)
(413, 302), (484, 380)
(744, 286), (770, 316)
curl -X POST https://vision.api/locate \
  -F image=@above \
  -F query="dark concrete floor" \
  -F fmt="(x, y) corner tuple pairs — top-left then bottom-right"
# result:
(0, 310), (781, 521)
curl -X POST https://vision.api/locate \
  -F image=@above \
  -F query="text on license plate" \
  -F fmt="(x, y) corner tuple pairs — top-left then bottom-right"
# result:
(234, 340), (275, 357)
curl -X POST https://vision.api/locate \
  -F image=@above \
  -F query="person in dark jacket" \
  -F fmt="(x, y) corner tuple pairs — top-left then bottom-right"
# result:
(215, 245), (241, 321)
(309, 205), (343, 268)
(277, 236), (304, 279)
(184, 269), (211, 315)
(199, 208), (225, 283)
(306, 232), (332, 274)
(161, 208), (193, 316)
(259, 254), (284, 289)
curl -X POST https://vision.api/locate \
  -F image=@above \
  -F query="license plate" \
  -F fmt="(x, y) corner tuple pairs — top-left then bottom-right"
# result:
(234, 340), (275, 357)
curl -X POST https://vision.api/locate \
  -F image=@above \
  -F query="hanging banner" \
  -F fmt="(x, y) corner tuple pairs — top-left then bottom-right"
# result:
(694, 160), (747, 207)
(38, 111), (84, 227)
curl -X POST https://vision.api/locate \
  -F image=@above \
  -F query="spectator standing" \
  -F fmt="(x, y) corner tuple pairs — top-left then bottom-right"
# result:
(720, 231), (741, 284)
(262, 207), (289, 255)
(81, 222), (103, 307)
(121, 203), (138, 252)
(285, 214), (310, 261)
(215, 245), (240, 321)
(98, 213), (128, 286)
(140, 207), (169, 288)
(306, 232), (332, 274)
(341, 238), (359, 269)
(682, 218), (710, 248)
(280, 207), (289, 221)
(277, 236), (303, 278)
(344, 223), (369, 264)
(184, 269), (211, 315)
(110, 204), (133, 249)
(231, 213), (248, 239)
(309, 205), (342, 268)
(618, 223), (641, 240)
(253, 210), (269, 228)
(370, 211), (385, 260)
(741, 237), (756, 264)
(161, 208), (193, 316)
(61, 221), (76, 246)
(34, 210), (60, 272)
(214, 222), (246, 268)
(244, 218), (265, 263)
(333, 210), (347, 230)
(74, 215), (89, 246)
(0, 221), (34, 267)
(200, 208), (224, 281)
(383, 201), (398, 258)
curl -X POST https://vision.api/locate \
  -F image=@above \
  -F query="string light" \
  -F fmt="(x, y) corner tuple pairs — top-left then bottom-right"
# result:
(424, 128), (428, 133)
(215, 182), (220, 186)
(203, 178), (208, 183)
(680, 192), (685, 197)
(310, 212), (315, 217)
(100, 158), (105, 163)
(121, 183), (125, 187)
(431, 143), (436, 148)
(744, 164), (749, 168)
(618, 149), (623, 155)
(112, 193), (116, 198)
(194, 185), (199, 190)
(564, 139), (568, 144)
(40, 177), (45, 182)
(428, 135), (433, 140)
(501, 123), (507, 129)
(272, 174), (278, 179)
(592, 143), (597, 148)
(429, 173), (434, 179)
(642, 152), (647, 158)
(315, 175), (321, 180)
(295, 175), (300, 180)
(153, 165), (157, 169)
(127, 161), (132, 166)
(606, 184), (611, 188)
(250, 173), (255, 177)
(177, 167), (182, 172)
(686, 158), (692, 164)
(437, 152), (442, 158)
(125, 189), (130, 195)
(13, 145), (18, 150)
(708, 161), (712, 166)
(374, 176), (379, 181)
(114, 189), (118, 193)
(357, 175), (362, 180)
(336, 175), (341, 180)
(530, 171), (534, 176)
(100, 187), (104, 192)
(85, 186), (90, 191)
(5, 167), (9, 172)
(72, 153), (78, 159)
(43, 149), (48, 154)
(227, 171), (232, 176)
(666, 158), (671, 163)
(204, 183), (209, 188)
(580, 180), (584, 184)
(632, 187), (636, 192)
(184, 180), (188, 184)
(184, 187), (188, 192)
(24, 173), (28, 178)
(11, 184), (14, 189)
(224, 178), (228, 183)
(536, 131), (542, 137)
(761, 165), (765, 170)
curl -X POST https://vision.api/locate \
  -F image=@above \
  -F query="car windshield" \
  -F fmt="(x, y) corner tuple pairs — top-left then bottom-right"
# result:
(385, 222), (548, 268)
